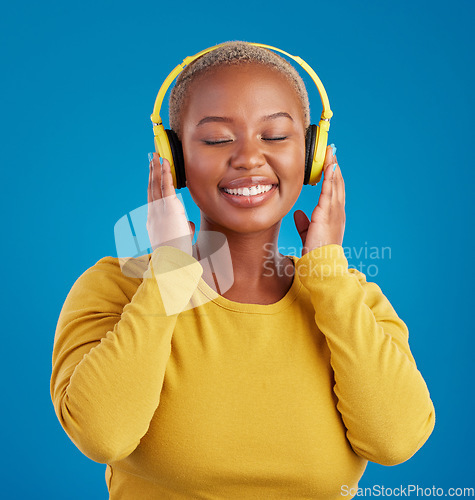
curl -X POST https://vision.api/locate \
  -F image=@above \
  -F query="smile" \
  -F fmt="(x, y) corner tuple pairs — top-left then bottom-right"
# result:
(219, 184), (278, 208)
(222, 185), (274, 196)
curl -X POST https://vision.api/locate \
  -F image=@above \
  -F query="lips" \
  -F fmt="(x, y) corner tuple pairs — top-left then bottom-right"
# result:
(219, 183), (278, 208)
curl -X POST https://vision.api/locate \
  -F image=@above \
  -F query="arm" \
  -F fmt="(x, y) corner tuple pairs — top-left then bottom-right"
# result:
(295, 244), (435, 466)
(50, 246), (203, 464)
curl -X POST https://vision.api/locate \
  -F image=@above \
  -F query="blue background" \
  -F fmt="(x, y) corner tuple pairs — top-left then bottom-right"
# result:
(1, 0), (473, 497)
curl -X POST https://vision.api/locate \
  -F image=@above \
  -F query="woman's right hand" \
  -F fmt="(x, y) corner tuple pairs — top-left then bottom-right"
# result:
(147, 153), (195, 255)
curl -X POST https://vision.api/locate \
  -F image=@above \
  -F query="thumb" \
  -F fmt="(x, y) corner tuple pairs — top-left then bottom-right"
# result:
(188, 221), (196, 239)
(293, 210), (310, 246)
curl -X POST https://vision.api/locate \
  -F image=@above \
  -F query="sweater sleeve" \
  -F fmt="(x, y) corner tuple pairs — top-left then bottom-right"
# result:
(295, 244), (435, 466)
(50, 246), (203, 464)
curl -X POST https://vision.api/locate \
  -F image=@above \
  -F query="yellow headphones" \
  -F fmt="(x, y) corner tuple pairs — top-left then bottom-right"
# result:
(150, 42), (333, 189)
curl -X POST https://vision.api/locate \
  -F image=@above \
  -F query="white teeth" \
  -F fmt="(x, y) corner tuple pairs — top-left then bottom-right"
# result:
(222, 184), (274, 196)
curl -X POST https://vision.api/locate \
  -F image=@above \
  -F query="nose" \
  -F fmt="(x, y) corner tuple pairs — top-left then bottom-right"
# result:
(229, 136), (266, 171)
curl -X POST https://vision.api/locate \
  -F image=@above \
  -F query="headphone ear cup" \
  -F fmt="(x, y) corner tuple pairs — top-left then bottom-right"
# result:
(165, 129), (186, 189)
(305, 121), (329, 186)
(310, 121), (328, 185)
(304, 125), (317, 185)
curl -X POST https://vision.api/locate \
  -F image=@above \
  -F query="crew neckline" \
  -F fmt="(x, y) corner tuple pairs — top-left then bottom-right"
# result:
(196, 255), (302, 315)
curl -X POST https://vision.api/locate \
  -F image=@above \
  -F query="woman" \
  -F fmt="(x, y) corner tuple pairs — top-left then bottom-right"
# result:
(50, 41), (435, 498)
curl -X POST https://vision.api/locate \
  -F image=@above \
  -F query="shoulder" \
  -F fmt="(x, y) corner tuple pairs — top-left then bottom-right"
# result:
(290, 246), (371, 285)
(290, 250), (393, 311)
(61, 254), (151, 314)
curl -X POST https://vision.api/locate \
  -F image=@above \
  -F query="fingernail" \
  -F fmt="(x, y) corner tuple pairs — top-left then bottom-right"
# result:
(330, 143), (337, 157)
(148, 152), (154, 164)
(159, 156), (163, 166)
(332, 163), (337, 172)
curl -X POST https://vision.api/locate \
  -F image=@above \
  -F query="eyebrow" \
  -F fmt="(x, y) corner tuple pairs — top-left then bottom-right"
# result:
(196, 112), (294, 127)
(262, 112), (294, 122)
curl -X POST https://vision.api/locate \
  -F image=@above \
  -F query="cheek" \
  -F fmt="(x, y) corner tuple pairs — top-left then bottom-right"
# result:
(275, 145), (306, 184)
(182, 141), (222, 185)
(182, 148), (219, 211)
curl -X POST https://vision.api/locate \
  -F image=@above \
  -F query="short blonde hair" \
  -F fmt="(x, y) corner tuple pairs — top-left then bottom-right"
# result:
(168, 41), (311, 139)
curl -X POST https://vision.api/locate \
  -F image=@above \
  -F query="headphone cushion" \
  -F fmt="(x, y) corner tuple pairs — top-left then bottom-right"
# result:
(304, 125), (317, 185)
(165, 129), (186, 189)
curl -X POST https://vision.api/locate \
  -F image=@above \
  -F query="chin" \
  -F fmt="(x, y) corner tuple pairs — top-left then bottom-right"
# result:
(204, 212), (283, 235)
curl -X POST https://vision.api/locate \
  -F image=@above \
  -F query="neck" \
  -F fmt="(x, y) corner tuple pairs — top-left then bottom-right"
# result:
(192, 215), (290, 290)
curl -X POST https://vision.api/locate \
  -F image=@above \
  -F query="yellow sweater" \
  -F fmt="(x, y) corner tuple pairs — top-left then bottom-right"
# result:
(50, 244), (435, 499)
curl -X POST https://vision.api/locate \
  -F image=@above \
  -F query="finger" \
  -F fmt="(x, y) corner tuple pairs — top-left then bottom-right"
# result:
(147, 156), (152, 205)
(328, 161), (344, 206)
(147, 154), (155, 229)
(150, 153), (164, 201)
(334, 163), (345, 206)
(323, 143), (338, 188)
(293, 210), (310, 244)
(188, 221), (196, 239)
(323, 144), (336, 171)
(160, 157), (176, 199)
(318, 159), (336, 211)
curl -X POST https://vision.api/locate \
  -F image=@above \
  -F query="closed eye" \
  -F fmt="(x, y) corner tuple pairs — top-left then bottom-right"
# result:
(202, 139), (233, 145)
(202, 136), (288, 145)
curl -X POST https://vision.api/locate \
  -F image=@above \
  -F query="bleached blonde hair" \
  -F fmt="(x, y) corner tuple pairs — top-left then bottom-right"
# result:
(168, 41), (311, 139)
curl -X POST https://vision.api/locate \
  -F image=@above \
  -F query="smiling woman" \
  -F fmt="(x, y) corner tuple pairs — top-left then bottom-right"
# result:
(50, 41), (435, 499)
(182, 63), (306, 242)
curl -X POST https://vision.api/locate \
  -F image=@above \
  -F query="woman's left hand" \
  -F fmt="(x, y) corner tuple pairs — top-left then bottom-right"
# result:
(293, 145), (346, 256)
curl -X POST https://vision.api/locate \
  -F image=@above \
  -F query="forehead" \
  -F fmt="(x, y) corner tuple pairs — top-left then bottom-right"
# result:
(183, 62), (303, 120)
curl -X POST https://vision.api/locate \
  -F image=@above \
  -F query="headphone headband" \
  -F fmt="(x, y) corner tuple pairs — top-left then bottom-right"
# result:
(150, 42), (332, 128)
